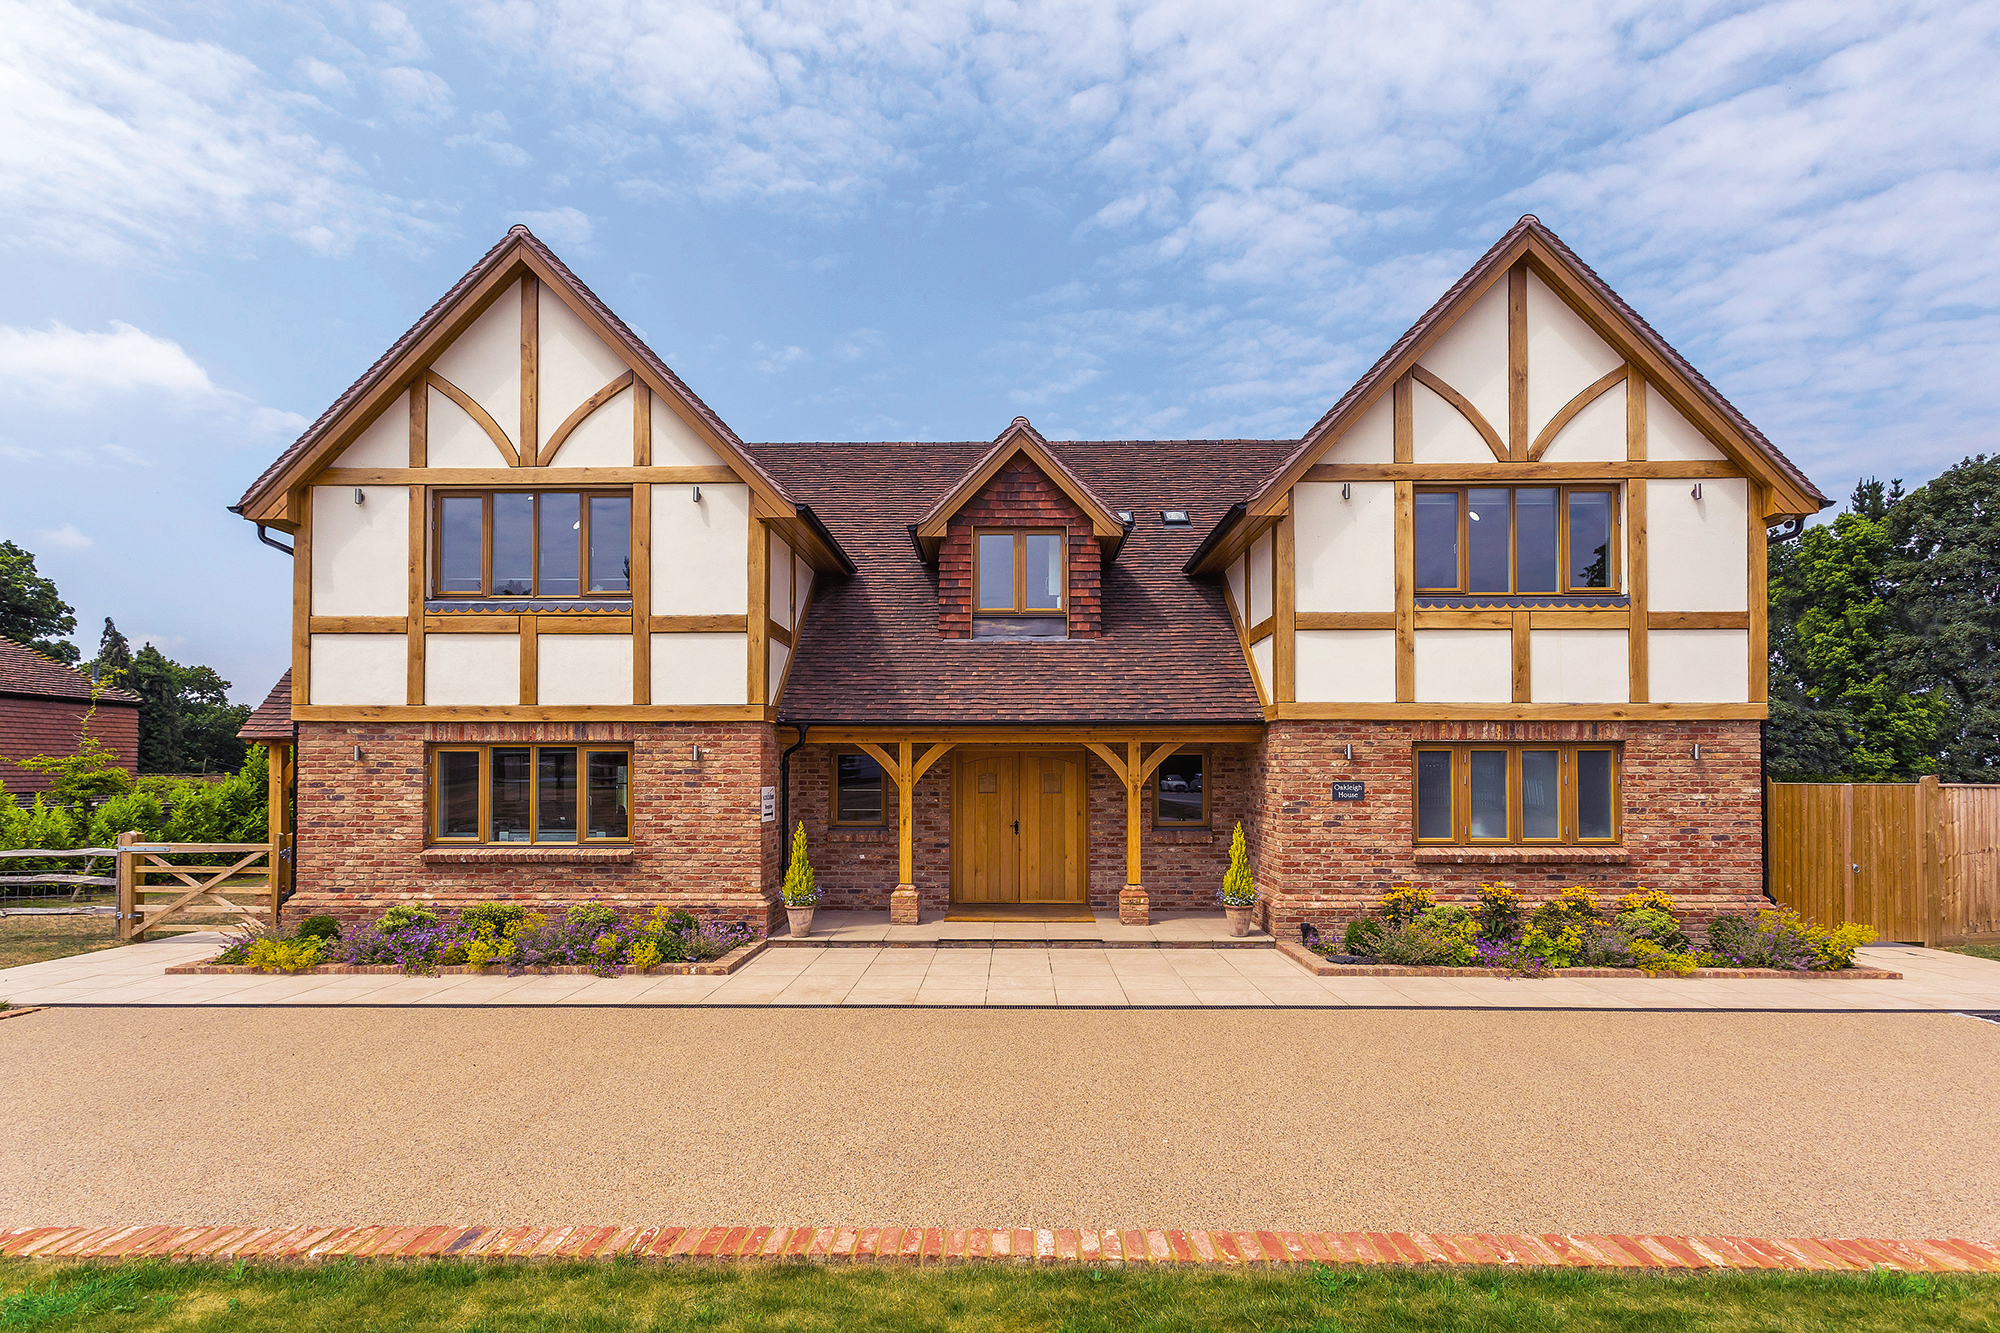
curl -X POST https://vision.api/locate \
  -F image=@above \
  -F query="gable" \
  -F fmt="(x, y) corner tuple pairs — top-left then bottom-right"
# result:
(911, 417), (1125, 562)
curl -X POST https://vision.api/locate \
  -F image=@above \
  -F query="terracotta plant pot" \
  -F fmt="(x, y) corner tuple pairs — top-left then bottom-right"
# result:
(1224, 904), (1254, 937)
(787, 906), (816, 938)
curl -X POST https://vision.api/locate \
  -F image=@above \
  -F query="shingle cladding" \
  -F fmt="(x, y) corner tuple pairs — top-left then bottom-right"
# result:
(753, 439), (1293, 724)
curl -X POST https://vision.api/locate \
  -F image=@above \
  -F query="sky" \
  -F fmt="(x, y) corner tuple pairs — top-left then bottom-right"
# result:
(1, 0), (1996, 701)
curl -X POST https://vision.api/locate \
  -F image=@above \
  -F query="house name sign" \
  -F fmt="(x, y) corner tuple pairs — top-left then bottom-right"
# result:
(1330, 781), (1366, 802)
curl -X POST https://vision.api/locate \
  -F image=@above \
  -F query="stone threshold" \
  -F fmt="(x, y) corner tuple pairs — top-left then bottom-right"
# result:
(2, 1222), (1991, 1274)
(769, 938), (1274, 951)
(1277, 941), (1903, 980)
(163, 939), (766, 978)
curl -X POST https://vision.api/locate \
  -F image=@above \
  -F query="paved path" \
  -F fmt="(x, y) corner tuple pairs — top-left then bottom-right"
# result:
(3, 936), (1998, 1009)
(3, 1006), (1999, 1236)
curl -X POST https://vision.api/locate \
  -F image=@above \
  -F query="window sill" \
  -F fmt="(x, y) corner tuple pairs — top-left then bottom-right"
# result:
(1152, 827), (1213, 844)
(421, 846), (635, 864)
(1411, 846), (1628, 865)
(827, 827), (891, 842)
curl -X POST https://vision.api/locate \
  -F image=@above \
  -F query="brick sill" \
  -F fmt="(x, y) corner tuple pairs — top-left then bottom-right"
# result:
(421, 847), (635, 864)
(1412, 847), (1628, 865)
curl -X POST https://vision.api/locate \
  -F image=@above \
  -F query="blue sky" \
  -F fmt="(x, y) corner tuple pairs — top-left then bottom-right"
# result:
(1, 0), (1995, 700)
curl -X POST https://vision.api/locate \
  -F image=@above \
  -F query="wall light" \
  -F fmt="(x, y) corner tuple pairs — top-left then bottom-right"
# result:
(353, 745), (363, 761)
(1343, 743), (1353, 760)
(353, 488), (365, 504)
(1691, 483), (1703, 500)
(691, 485), (703, 503)
(691, 744), (703, 762)
(1692, 743), (1703, 761)
(1341, 483), (1352, 501)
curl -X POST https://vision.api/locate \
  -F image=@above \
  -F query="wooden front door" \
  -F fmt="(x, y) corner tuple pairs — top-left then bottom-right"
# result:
(951, 750), (1086, 904)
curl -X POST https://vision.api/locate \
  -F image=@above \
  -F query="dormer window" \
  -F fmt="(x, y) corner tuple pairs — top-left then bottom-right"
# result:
(974, 529), (1067, 639)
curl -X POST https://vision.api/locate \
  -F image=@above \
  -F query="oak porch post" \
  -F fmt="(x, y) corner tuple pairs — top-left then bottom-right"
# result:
(890, 741), (920, 925)
(1119, 739), (1148, 925)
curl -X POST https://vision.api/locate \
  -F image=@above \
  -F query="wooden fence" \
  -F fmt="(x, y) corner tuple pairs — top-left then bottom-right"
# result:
(113, 831), (278, 941)
(1768, 777), (2000, 946)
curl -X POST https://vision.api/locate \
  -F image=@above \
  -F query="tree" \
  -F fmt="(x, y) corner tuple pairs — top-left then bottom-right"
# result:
(89, 618), (132, 683)
(0, 541), (78, 664)
(124, 645), (252, 774)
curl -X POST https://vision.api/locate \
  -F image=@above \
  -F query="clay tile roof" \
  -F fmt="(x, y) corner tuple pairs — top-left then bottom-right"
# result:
(0, 638), (140, 705)
(236, 671), (293, 742)
(753, 438), (1294, 724)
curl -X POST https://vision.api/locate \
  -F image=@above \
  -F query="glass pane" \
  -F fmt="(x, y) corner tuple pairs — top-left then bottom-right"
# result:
(835, 753), (883, 823)
(1577, 750), (1615, 839)
(978, 534), (1014, 610)
(438, 496), (484, 593)
(539, 493), (581, 596)
(1415, 751), (1453, 840)
(586, 751), (628, 839)
(536, 747), (578, 842)
(1515, 488), (1558, 593)
(490, 748), (531, 842)
(437, 751), (480, 838)
(588, 496), (631, 593)
(1024, 533), (1062, 609)
(1466, 488), (1511, 594)
(1156, 754), (1204, 823)
(1520, 750), (1559, 840)
(1414, 492), (1460, 589)
(491, 493), (534, 596)
(1468, 750), (1509, 840)
(1568, 491), (1614, 589)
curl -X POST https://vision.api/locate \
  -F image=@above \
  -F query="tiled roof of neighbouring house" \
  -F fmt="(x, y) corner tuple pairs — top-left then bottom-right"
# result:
(0, 638), (140, 705)
(237, 671), (293, 742)
(752, 439), (1293, 723)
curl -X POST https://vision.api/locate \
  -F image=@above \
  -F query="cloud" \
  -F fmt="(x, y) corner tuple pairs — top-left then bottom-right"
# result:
(295, 57), (349, 94)
(37, 524), (91, 549)
(514, 205), (593, 244)
(447, 110), (532, 168)
(367, 3), (429, 61)
(379, 65), (454, 120)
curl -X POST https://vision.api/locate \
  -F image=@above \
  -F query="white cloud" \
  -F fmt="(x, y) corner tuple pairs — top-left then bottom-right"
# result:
(295, 56), (349, 94)
(514, 205), (593, 244)
(380, 65), (454, 120)
(37, 524), (91, 549)
(367, 3), (429, 61)
(447, 110), (531, 168)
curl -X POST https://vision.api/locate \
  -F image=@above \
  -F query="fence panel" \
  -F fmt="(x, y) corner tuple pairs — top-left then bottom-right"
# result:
(1941, 785), (2000, 942)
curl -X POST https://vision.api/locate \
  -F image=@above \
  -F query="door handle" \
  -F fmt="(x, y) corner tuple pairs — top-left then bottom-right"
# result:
(1011, 820), (1019, 834)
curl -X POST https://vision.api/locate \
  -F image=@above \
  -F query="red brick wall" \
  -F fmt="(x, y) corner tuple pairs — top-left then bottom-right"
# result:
(1249, 719), (1769, 941)
(0, 698), (139, 796)
(937, 455), (1102, 638)
(289, 719), (784, 932)
(1083, 746), (1251, 912)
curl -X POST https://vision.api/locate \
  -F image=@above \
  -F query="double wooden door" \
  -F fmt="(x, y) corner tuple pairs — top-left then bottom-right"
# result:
(951, 750), (1087, 904)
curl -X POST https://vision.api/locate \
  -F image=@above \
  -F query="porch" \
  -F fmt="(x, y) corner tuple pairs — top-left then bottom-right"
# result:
(768, 908), (1271, 948)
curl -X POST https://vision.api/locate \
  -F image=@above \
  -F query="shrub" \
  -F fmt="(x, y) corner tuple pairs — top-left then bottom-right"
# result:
(1617, 888), (1677, 916)
(782, 822), (817, 906)
(1342, 917), (1383, 956)
(1809, 920), (1877, 970)
(460, 903), (526, 936)
(1629, 938), (1699, 976)
(244, 936), (327, 973)
(1369, 905), (1480, 966)
(297, 915), (341, 941)
(1474, 883), (1521, 942)
(1528, 887), (1601, 937)
(1520, 921), (1585, 970)
(1700, 908), (1875, 971)
(1474, 936), (1550, 977)
(377, 904), (441, 934)
(1575, 921), (1635, 968)
(1220, 822), (1255, 906)
(1614, 906), (1690, 953)
(1376, 884), (1434, 928)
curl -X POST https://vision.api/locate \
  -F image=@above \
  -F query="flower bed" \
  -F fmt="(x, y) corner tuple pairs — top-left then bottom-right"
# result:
(1276, 941), (1902, 980)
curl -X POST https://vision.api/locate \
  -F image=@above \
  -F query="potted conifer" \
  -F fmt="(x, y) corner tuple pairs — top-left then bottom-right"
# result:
(1220, 820), (1257, 936)
(782, 821), (818, 937)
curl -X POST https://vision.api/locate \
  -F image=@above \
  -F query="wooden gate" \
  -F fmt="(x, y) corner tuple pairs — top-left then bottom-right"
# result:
(115, 831), (278, 941)
(1767, 777), (2000, 946)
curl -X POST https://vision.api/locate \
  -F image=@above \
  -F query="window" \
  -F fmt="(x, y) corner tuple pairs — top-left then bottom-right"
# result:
(1411, 744), (1619, 845)
(1154, 752), (1207, 826)
(1413, 486), (1619, 595)
(434, 491), (632, 599)
(972, 529), (1067, 638)
(833, 751), (885, 825)
(430, 745), (630, 844)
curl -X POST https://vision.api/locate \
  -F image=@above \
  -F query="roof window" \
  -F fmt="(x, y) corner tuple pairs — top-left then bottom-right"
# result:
(1161, 509), (1190, 526)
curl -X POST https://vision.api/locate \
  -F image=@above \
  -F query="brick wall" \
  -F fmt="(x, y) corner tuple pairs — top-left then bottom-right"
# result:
(290, 719), (784, 932)
(0, 698), (139, 796)
(784, 744), (951, 911)
(1249, 719), (1769, 941)
(937, 455), (1102, 638)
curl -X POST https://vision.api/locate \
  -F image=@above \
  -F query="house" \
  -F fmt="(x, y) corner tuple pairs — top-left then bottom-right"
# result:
(230, 216), (1827, 935)
(0, 638), (140, 798)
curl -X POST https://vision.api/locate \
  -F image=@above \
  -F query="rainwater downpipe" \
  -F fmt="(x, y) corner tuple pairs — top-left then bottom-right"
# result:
(779, 722), (811, 874)
(250, 521), (299, 904)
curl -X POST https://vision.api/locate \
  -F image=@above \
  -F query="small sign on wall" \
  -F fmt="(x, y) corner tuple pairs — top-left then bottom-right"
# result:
(760, 787), (776, 822)
(1330, 781), (1366, 802)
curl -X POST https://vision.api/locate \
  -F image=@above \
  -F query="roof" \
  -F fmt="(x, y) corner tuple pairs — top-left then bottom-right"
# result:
(754, 439), (1294, 724)
(0, 638), (140, 705)
(911, 418), (1126, 558)
(237, 671), (293, 742)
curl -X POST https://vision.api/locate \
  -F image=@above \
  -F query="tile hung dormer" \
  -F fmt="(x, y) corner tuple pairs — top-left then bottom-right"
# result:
(913, 418), (1126, 640)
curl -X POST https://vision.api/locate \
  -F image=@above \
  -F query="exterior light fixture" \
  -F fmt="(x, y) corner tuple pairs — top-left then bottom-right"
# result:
(692, 744), (703, 762)
(1691, 483), (1703, 500)
(354, 488), (365, 504)
(1161, 509), (1190, 526)
(692, 485), (702, 503)
(1344, 744), (1353, 760)
(1692, 743), (1703, 760)
(353, 745), (363, 761)
(1341, 483), (1351, 501)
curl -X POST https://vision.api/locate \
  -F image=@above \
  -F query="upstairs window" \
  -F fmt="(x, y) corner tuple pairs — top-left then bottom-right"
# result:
(973, 529), (1067, 638)
(435, 490), (631, 599)
(1413, 486), (1619, 596)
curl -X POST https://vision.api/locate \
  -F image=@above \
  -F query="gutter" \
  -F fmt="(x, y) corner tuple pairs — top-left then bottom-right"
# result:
(1182, 501), (1246, 575)
(795, 504), (856, 575)
(905, 523), (929, 565)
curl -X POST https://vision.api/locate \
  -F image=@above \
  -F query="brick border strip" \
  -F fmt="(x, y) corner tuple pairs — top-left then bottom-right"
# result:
(2, 1225), (1994, 1273)
(766, 938), (1275, 951)
(165, 940), (767, 979)
(1277, 941), (1903, 981)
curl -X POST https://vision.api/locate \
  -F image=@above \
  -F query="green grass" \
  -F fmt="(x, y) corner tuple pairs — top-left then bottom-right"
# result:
(0, 902), (205, 971)
(1942, 943), (2000, 964)
(3, 1258), (1998, 1332)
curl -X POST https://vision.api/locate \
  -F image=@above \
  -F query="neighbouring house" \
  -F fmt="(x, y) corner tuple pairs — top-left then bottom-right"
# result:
(229, 215), (1828, 935)
(0, 637), (141, 798)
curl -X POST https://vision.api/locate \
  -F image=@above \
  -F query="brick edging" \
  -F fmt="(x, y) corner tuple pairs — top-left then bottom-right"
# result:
(1275, 941), (1903, 980)
(765, 938), (1275, 951)
(164, 939), (767, 979)
(1, 1223), (1994, 1274)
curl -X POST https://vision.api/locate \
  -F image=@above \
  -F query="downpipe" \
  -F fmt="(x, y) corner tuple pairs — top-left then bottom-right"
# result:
(778, 722), (811, 873)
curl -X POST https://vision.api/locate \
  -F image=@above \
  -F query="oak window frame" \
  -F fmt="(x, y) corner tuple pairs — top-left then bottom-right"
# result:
(830, 750), (888, 827)
(431, 488), (634, 601)
(1411, 743), (1621, 846)
(972, 527), (1069, 618)
(1412, 485), (1622, 596)
(1152, 749), (1211, 828)
(427, 743), (633, 846)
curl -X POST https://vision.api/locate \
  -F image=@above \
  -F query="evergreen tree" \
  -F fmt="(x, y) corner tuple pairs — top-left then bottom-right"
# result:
(0, 540), (78, 664)
(89, 617), (132, 684)
(124, 645), (251, 774)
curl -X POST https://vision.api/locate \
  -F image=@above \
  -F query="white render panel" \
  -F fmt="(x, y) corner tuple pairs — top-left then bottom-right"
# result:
(769, 530), (793, 630)
(651, 632), (747, 705)
(1537, 378), (1627, 463)
(1646, 477), (1749, 612)
(1294, 481), (1394, 612)
(308, 634), (404, 706)
(538, 283), (631, 451)
(1414, 629), (1512, 703)
(1411, 379), (1494, 463)
(430, 281), (521, 451)
(1319, 392), (1394, 463)
(545, 385), (633, 468)
(1249, 635), (1273, 701)
(1415, 279), (1509, 437)
(1646, 382), (1727, 461)
(1225, 556), (1246, 624)
(1296, 629), (1396, 702)
(424, 634), (519, 705)
(768, 639), (790, 704)
(311, 485), (408, 616)
(426, 385), (512, 467)
(1649, 629), (1750, 703)
(1248, 531), (1274, 625)
(335, 403), (409, 468)
(651, 483), (749, 615)
(794, 553), (812, 625)
(539, 634), (633, 705)
(1528, 629), (1628, 704)
(650, 392), (727, 467)
(1526, 270), (1624, 443)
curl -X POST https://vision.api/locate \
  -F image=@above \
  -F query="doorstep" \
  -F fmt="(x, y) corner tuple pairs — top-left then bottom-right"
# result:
(771, 909), (1273, 950)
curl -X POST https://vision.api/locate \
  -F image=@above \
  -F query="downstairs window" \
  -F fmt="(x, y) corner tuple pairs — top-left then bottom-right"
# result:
(431, 745), (630, 844)
(1413, 744), (1619, 845)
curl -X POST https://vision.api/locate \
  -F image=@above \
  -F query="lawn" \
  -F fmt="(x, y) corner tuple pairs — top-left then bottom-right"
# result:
(0, 901), (202, 971)
(1943, 944), (2000, 964)
(3, 1258), (1997, 1332)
